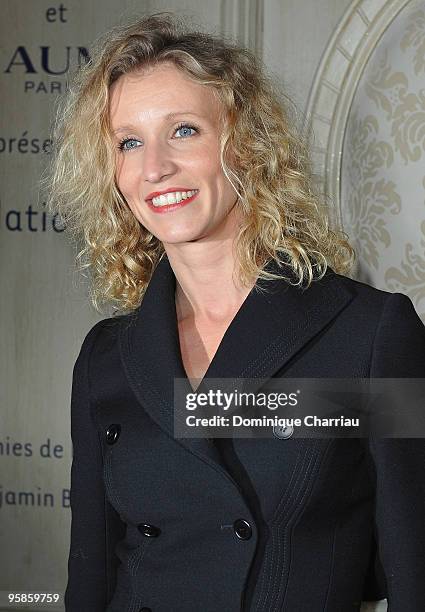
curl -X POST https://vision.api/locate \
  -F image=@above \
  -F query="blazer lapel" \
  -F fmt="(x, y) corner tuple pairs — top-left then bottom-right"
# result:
(119, 254), (238, 485)
(119, 254), (354, 480)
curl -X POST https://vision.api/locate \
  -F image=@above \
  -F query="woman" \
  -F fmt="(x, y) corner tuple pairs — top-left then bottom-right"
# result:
(48, 12), (425, 612)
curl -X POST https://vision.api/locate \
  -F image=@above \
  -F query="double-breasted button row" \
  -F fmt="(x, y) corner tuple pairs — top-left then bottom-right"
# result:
(233, 519), (252, 540)
(106, 424), (121, 445)
(138, 523), (161, 537)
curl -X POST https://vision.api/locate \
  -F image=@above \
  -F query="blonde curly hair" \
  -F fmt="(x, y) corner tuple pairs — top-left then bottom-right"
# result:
(46, 11), (355, 314)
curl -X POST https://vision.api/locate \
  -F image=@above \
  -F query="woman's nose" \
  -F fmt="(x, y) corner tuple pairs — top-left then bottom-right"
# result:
(142, 141), (178, 183)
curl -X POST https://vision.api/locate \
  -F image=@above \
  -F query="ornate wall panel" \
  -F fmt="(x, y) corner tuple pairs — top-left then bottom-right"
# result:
(306, 0), (425, 319)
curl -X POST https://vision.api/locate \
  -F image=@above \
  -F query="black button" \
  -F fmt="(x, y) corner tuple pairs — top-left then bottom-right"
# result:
(138, 523), (161, 537)
(233, 519), (252, 540)
(106, 424), (121, 445)
(139, 608), (152, 612)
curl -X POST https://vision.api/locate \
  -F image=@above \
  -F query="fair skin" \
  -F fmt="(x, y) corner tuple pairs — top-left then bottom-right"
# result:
(109, 62), (256, 387)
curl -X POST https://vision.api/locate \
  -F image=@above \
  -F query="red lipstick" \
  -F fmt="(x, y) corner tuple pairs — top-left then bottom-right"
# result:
(145, 188), (199, 214)
(145, 187), (197, 201)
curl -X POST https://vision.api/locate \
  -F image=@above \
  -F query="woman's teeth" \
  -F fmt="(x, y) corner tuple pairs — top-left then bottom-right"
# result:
(151, 190), (198, 206)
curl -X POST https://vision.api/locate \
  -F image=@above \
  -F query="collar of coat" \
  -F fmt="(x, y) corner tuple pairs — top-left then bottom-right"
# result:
(119, 254), (354, 473)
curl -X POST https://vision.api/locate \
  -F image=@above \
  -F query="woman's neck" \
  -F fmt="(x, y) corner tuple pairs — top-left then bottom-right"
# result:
(166, 245), (255, 324)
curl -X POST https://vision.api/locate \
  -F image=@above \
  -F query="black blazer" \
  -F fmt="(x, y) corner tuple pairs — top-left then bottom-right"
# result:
(65, 255), (425, 612)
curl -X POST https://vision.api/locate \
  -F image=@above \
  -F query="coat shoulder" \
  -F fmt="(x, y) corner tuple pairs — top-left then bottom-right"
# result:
(73, 314), (136, 391)
(324, 268), (391, 300)
(79, 312), (134, 353)
(324, 269), (425, 369)
(323, 268), (417, 317)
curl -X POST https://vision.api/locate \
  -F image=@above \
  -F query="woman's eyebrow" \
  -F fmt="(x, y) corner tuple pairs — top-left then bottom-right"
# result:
(112, 111), (204, 135)
(164, 111), (203, 120)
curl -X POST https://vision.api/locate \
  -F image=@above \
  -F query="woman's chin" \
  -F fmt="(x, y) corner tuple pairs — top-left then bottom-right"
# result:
(154, 225), (209, 246)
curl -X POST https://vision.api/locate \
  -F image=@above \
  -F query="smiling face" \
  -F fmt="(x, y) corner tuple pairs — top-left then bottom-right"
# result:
(109, 62), (241, 247)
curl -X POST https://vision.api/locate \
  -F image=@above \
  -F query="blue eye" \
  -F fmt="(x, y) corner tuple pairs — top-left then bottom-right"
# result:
(174, 123), (198, 138)
(117, 123), (198, 151)
(118, 138), (141, 151)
